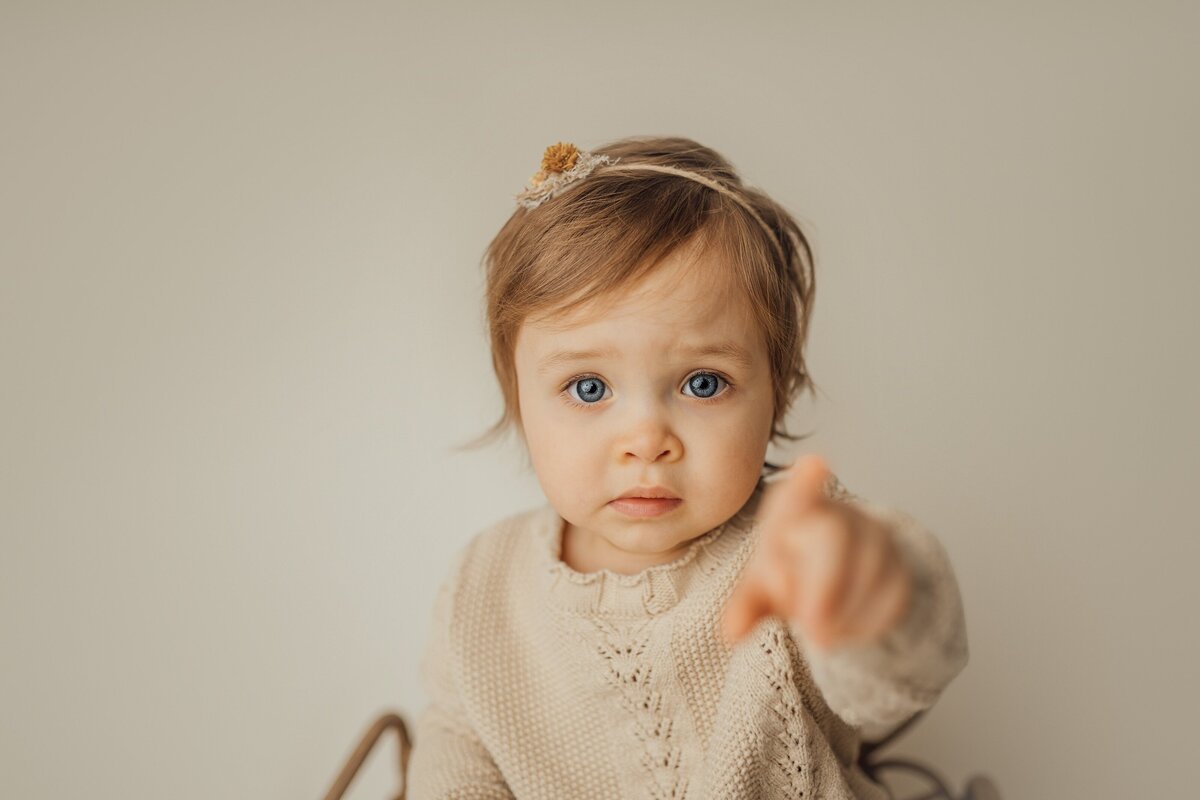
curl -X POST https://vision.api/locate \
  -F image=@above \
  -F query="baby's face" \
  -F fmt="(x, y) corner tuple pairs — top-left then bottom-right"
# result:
(513, 244), (776, 574)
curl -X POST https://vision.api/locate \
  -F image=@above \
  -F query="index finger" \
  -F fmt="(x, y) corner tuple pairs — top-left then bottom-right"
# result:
(759, 454), (832, 529)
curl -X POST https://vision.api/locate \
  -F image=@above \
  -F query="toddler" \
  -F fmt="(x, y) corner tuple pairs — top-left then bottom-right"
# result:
(406, 137), (969, 799)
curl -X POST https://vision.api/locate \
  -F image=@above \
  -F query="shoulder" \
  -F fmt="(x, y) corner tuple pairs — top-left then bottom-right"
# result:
(438, 501), (557, 598)
(426, 502), (555, 655)
(468, 501), (554, 563)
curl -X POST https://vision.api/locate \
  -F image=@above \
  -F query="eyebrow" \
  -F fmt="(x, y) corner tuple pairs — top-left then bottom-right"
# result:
(536, 342), (756, 375)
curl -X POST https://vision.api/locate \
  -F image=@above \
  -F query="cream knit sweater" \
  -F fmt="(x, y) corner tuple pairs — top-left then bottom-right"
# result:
(407, 473), (969, 799)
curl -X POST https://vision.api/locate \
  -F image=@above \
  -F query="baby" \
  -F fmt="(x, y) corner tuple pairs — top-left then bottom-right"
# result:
(407, 137), (969, 799)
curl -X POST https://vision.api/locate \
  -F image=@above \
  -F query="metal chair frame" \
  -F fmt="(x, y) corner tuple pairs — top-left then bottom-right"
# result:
(322, 708), (1000, 800)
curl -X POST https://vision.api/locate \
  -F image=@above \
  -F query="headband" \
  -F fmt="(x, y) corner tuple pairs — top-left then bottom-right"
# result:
(513, 142), (786, 264)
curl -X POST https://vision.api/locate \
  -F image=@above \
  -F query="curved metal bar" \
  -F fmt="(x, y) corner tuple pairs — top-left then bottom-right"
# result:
(321, 711), (412, 800)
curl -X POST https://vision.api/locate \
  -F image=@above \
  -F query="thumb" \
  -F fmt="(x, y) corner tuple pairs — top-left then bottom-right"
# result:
(722, 575), (773, 646)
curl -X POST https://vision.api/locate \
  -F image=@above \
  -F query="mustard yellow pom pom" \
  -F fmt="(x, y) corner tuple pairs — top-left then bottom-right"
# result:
(540, 142), (579, 175)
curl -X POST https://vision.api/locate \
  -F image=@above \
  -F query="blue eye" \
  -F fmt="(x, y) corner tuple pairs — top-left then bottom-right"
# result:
(683, 372), (723, 399)
(566, 375), (610, 405)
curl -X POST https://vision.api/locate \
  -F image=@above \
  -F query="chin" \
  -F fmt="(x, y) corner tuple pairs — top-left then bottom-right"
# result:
(609, 532), (696, 556)
(610, 526), (694, 554)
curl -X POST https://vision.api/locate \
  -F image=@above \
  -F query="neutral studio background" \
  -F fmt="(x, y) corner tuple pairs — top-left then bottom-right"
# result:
(2, 2), (1197, 798)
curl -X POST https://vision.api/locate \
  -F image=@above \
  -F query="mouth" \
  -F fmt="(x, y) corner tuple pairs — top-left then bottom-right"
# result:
(607, 497), (683, 518)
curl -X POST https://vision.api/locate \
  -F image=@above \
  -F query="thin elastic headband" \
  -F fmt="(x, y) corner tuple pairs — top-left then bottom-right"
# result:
(513, 142), (786, 264)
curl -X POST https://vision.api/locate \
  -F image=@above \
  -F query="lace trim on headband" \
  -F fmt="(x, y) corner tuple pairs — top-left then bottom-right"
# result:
(514, 144), (621, 209)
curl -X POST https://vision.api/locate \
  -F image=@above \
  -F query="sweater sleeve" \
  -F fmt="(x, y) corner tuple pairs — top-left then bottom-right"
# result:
(406, 543), (515, 800)
(788, 473), (970, 742)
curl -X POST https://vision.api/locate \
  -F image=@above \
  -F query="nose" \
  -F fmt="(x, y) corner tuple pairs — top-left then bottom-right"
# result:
(615, 407), (682, 464)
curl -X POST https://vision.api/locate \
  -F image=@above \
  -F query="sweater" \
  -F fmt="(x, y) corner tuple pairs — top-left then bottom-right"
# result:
(406, 472), (969, 799)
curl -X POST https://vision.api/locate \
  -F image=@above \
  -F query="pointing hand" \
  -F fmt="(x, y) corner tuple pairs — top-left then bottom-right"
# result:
(721, 455), (913, 651)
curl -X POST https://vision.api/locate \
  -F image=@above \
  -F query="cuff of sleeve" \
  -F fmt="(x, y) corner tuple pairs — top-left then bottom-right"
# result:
(789, 502), (968, 735)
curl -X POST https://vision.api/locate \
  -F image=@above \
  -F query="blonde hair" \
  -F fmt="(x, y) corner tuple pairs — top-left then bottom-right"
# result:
(454, 135), (823, 465)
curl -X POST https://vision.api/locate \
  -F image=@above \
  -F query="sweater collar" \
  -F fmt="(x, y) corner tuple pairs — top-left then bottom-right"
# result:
(533, 478), (766, 617)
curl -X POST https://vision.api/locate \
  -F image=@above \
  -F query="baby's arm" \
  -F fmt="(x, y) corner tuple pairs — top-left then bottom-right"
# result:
(406, 546), (515, 799)
(792, 478), (970, 742)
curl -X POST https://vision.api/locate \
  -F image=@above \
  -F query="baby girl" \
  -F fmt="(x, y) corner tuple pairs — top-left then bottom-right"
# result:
(406, 136), (969, 799)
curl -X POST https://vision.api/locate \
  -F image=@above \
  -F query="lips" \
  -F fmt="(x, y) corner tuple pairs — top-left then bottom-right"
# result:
(614, 486), (680, 500)
(608, 497), (683, 518)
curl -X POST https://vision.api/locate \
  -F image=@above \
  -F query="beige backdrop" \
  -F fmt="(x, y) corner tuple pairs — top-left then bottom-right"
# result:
(3, 2), (1197, 798)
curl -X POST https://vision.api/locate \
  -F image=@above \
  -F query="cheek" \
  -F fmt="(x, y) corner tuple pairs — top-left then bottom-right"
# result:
(521, 399), (593, 473)
(522, 418), (600, 516)
(707, 433), (769, 486)
(705, 398), (773, 453)
(687, 400), (772, 490)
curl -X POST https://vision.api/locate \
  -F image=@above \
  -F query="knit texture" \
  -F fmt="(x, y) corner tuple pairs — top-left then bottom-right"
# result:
(407, 473), (969, 799)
